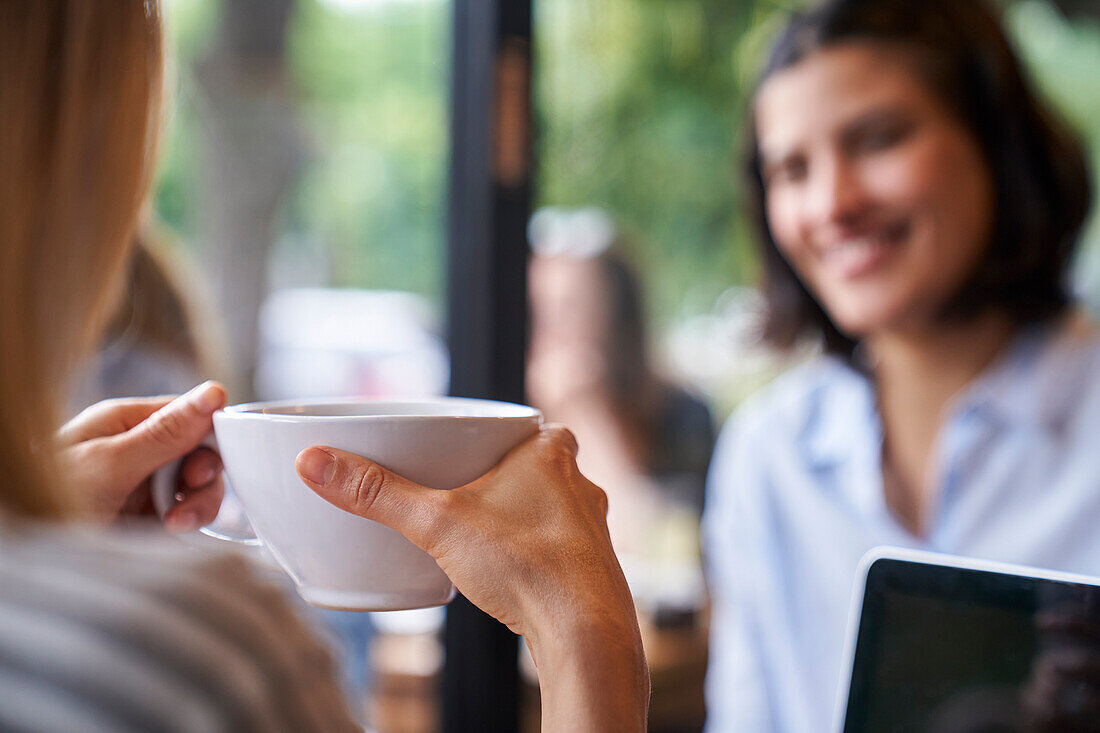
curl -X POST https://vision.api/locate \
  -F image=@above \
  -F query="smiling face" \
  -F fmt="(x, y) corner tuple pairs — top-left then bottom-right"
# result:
(754, 42), (996, 338)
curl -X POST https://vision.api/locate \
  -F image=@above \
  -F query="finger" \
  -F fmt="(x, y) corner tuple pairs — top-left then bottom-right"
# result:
(296, 446), (447, 551)
(466, 424), (578, 490)
(163, 478), (225, 533)
(58, 395), (177, 446)
(111, 381), (226, 482)
(179, 447), (222, 489)
(540, 423), (580, 457)
(117, 482), (158, 518)
(169, 448), (225, 532)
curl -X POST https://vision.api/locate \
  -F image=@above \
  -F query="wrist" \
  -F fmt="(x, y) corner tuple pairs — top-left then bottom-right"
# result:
(527, 606), (649, 731)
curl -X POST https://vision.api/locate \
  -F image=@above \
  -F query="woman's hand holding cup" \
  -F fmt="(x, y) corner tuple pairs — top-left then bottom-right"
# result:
(296, 424), (650, 731)
(56, 381), (226, 529)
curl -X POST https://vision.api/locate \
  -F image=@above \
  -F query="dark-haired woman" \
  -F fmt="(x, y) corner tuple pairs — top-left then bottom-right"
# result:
(703, 0), (1096, 729)
(526, 212), (715, 557)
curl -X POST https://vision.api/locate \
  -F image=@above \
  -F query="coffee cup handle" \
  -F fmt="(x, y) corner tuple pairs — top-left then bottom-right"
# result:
(151, 433), (264, 551)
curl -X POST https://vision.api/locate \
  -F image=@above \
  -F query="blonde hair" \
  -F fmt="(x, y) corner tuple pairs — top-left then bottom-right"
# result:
(0, 2), (164, 517)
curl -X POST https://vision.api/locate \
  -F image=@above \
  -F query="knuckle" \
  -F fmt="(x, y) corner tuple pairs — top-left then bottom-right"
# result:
(595, 486), (609, 515)
(350, 462), (388, 514)
(433, 487), (458, 514)
(73, 405), (102, 426)
(541, 423), (569, 440)
(144, 410), (188, 446)
(71, 401), (111, 430)
(435, 489), (467, 527)
(417, 492), (459, 556)
(544, 425), (579, 456)
(92, 397), (126, 415)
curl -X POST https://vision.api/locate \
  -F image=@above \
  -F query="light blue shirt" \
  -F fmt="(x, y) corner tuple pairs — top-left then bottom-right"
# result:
(703, 319), (1100, 732)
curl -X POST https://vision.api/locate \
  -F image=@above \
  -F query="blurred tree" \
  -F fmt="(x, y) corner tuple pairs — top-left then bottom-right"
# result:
(1048, 0), (1100, 20)
(1004, 0), (1100, 311)
(189, 0), (305, 399)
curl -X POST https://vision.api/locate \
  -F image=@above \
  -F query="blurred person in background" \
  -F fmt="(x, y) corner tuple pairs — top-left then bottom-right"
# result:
(704, 0), (1096, 730)
(0, 2), (647, 730)
(527, 209), (715, 531)
(528, 208), (715, 612)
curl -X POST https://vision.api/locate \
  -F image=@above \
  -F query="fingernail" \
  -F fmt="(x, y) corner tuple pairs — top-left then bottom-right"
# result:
(298, 448), (335, 486)
(187, 381), (223, 413)
(166, 510), (199, 533)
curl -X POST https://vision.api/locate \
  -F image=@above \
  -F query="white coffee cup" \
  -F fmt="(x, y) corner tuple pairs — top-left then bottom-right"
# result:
(153, 397), (542, 611)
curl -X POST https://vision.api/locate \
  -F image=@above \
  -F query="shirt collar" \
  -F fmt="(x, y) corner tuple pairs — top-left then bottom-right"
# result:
(800, 314), (1100, 469)
(951, 315), (1100, 435)
(801, 356), (879, 470)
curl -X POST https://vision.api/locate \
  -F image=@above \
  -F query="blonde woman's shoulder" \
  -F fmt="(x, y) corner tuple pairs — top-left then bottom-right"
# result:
(0, 520), (358, 733)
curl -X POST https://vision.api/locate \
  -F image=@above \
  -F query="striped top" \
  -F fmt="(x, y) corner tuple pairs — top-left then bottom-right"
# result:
(0, 520), (359, 732)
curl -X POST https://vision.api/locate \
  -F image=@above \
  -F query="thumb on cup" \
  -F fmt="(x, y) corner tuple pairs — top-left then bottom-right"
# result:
(296, 447), (449, 553)
(113, 381), (226, 485)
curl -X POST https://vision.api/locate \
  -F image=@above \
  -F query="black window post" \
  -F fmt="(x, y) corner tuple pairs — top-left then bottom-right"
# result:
(444, 0), (532, 730)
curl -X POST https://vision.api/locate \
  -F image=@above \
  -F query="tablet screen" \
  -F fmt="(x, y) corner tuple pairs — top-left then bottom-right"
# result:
(842, 558), (1100, 733)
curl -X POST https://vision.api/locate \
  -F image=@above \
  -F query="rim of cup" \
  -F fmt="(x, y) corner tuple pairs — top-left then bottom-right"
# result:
(216, 396), (543, 421)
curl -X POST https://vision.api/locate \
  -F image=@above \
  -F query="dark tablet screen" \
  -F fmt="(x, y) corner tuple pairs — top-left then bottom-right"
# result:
(842, 558), (1100, 733)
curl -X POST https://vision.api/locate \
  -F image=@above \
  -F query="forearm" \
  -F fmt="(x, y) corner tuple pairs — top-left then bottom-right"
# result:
(529, 615), (650, 732)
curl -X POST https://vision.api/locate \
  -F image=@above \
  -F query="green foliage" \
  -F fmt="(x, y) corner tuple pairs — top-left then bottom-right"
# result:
(535, 0), (775, 322)
(287, 0), (450, 296)
(162, 0), (221, 61)
(152, 0), (1100, 314)
(153, 0), (219, 239)
(1005, 1), (1100, 301)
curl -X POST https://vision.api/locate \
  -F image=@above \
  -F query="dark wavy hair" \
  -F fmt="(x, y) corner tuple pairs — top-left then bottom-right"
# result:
(591, 249), (667, 460)
(746, 0), (1092, 358)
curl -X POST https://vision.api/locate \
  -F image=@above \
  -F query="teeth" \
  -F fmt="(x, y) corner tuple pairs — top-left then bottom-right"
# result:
(821, 236), (889, 275)
(824, 238), (881, 259)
